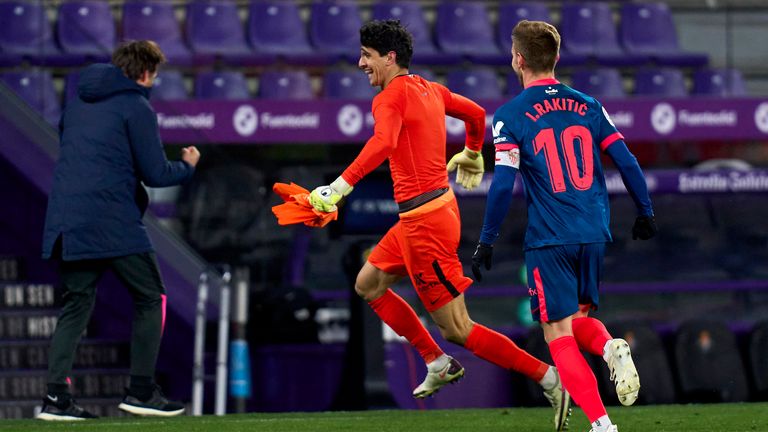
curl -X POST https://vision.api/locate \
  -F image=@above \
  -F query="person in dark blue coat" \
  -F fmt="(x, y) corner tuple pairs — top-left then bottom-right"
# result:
(37, 40), (200, 421)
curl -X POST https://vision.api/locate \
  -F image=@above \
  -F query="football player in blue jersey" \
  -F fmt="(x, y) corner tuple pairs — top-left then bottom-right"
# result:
(471, 20), (657, 432)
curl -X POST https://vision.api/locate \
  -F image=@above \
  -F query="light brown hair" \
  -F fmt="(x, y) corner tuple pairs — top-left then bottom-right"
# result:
(111, 40), (166, 81)
(512, 20), (560, 73)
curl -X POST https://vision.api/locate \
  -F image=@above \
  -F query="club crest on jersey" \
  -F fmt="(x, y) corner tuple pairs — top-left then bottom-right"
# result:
(495, 147), (520, 169)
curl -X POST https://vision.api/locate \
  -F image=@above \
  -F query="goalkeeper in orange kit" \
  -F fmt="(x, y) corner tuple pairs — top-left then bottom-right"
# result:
(308, 19), (571, 431)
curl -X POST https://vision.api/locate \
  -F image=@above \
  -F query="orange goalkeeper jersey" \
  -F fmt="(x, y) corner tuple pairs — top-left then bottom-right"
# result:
(341, 74), (486, 204)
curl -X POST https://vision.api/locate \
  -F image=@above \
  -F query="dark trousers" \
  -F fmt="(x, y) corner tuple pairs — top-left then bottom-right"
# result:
(47, 252), (166, 389)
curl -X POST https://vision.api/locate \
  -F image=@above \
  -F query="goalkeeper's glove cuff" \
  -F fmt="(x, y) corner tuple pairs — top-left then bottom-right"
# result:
(309, 176), (354, 213)
(462, 147), (481, 160)
(330, 176), (354, 197)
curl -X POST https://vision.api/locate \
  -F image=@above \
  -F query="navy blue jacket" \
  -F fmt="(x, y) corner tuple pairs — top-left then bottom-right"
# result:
(42, 64), (194, 260)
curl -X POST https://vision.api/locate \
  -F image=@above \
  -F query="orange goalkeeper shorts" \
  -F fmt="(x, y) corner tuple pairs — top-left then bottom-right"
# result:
(368, 189), (472, 312)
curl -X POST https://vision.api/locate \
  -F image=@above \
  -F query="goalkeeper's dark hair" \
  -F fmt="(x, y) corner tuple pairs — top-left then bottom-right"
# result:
(360, 19), (413, 68)
(112, 40), (166, 81)
(512, 20), (560, 73)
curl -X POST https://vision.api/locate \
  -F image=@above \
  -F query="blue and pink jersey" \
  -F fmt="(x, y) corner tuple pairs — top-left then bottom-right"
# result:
(487, 78), (628, 249)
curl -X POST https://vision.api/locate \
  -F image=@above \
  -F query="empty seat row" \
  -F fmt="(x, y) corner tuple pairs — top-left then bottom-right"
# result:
(0, 1), (707, 68)
(0, 66), (748, 126)
(574, 67), (747, 99)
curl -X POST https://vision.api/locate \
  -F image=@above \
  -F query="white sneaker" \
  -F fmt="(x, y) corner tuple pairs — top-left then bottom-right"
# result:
(588, 425), (618, 432)
(412, 356), (464, 398)
(542, 368), (572, 431)
(606, 338), (640, 406)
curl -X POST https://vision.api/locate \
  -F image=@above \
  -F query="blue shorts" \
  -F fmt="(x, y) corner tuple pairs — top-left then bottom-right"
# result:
(525, 243), (605, 323)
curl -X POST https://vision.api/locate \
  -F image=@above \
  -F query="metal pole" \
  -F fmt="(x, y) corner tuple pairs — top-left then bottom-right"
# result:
(192, 272), (209, 416)
(229, 267), (251, 413)
(214, 269), (232, 416)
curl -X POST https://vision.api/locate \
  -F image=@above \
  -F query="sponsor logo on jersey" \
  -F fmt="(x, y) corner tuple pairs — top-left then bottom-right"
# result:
(492, 120), (504, 137)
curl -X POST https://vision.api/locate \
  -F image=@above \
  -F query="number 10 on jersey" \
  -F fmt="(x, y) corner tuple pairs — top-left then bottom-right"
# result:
(533, 125), (594, 193)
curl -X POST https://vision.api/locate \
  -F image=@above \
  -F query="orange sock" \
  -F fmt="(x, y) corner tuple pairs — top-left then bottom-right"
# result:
(369, 288), (444, 363)
(465, 324), (549, 382)
(549, 336), (607, 422)
(572, 317), (612, 356)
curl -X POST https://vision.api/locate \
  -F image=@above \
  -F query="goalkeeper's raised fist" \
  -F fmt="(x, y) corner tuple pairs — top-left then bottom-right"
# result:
(632, 215), (657, 240)
(447, 147), (484, 191)
(309, 176), (353, 213)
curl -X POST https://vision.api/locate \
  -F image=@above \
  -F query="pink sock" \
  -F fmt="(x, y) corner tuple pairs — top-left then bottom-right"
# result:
(572, 317), (612, 356)
(549, 336), (607, 422)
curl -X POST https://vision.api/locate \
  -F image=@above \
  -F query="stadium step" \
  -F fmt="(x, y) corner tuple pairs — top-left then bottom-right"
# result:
(0, 339), (130, 369)
(0, 368), (130, 400)
(0, 279), (136, 419)
(0, 308), (61, 339)
(0, 256), (23, 282)
(0, 282), (56, 309)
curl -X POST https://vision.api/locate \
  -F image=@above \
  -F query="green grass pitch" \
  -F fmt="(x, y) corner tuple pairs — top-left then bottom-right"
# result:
(1, 403), (766, 432)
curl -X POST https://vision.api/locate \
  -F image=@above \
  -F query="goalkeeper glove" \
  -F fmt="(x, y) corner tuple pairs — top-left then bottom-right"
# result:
(632, 215), (657, 240)
(309, 176), (354, 213)
(447, 147), (484, 190)
(471, 242), (493, 282)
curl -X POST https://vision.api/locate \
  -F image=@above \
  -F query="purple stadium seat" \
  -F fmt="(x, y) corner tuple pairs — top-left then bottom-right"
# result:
(186, 0), (272, 66)
(247, 0), (327, 65)
(692, 68), (747, 97)
(498, 2), (587, 67)
(258, 70), (314, 100)
(497, 3), (551, 53)
(505, 72), (524, 97)
(152, 70), (189, 101)
(560, 2), (648, 66)
(195, 71), (251, 100)
(57, 1), (115, 61)
(435, 2), (505, 65)
(446, 68), (501, 100)
(372, 1), (460, 65)
(65, 68), (188, 103)
(633, 68), (687, 97)
(122, 1), (196, 66)
(323, 70), (376, 100)
(309, 1), (362, 63)
(619, 2), (708, 67)
(1, 70), (61, 125)
(571, 68), (626, 99)
(0, 1), (84, 66)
